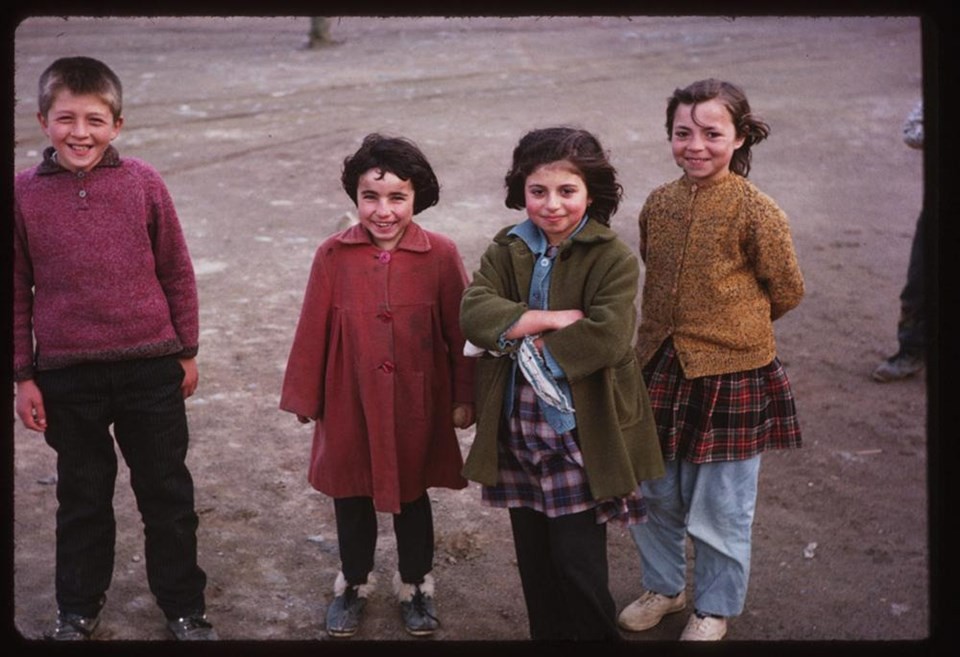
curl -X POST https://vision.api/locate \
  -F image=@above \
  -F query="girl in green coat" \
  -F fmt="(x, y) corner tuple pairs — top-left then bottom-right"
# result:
(460, 127), (663, 640)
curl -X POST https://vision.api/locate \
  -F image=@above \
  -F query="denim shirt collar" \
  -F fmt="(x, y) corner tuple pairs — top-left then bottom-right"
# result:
(508, 214), (590, 255)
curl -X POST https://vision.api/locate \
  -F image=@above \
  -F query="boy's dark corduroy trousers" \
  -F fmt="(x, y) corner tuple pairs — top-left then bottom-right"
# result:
(36, 356), (207, 620)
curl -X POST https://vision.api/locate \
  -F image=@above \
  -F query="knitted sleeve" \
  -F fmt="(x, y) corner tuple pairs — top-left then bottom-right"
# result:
(12, 190), (36, 381)
(141, 161), (200, 357)
(745, 189), (805, 321)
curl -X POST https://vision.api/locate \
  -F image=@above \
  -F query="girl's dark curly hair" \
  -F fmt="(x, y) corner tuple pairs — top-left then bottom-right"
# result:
(504, 126), (622, 225)
(341, 133), (440, 215)
(665, 78), (770, 178)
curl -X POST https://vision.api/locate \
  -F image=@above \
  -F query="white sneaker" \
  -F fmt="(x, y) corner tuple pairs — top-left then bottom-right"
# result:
(680, 613), (727, 641)
(617, 590), (686, 632)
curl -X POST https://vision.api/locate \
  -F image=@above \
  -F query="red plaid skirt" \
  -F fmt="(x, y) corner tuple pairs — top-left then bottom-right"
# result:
(481, 381), (647, 525)
(643, 340), (802, 463)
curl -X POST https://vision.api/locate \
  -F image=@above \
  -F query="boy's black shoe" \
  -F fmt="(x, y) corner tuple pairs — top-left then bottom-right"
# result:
(48, 611), (101, 640)
(167, 614), (218, 640)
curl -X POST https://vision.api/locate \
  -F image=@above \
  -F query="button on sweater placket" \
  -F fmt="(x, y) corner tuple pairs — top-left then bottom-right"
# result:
(76, 171), (89, 208)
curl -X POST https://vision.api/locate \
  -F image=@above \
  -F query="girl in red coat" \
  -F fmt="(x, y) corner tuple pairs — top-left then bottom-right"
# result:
(280, 134), (475, 638)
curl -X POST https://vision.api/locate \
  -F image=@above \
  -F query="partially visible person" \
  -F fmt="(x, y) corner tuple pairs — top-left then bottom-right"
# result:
(872, 100), (926, 382)
(13, 56), (216, 641)
(280, 133), (474, 639)
(460, 126), (663, 641)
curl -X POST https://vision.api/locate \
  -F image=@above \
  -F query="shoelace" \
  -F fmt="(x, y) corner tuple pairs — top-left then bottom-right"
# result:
(639, 592), (668, 608)
(411, 590), (439, 624)
(687, 615), (722, 637)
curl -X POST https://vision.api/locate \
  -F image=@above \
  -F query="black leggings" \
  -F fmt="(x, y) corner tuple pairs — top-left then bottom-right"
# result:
(334, 493), (434, 585)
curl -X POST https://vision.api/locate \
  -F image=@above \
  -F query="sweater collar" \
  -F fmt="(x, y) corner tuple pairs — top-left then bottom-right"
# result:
(37, 145), (122, 176)
(680, 170), (741, 192)
(337, 220), (431, 253)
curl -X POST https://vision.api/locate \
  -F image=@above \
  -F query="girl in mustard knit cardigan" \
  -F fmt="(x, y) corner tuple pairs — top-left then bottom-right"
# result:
(618, 79), (805, 641)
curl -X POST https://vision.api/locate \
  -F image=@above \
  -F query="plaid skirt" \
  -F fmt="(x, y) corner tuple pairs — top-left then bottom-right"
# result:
(481, 380), (647, 525)
(644, 340), (802, 463)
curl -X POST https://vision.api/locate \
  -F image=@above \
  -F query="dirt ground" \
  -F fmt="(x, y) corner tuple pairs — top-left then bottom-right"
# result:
(7, 14), (936, 651)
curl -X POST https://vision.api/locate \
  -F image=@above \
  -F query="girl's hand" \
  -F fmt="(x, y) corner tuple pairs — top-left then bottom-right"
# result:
(452, 403), (475, 429)
(15, 379), (47, 432)
(179, 358), (199, 398)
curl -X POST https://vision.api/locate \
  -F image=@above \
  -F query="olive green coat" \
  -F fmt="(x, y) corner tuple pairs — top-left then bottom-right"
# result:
(460, 219), (664, 500)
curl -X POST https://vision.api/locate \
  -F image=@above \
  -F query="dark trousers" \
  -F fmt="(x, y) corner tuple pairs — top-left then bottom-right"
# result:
(508, 506), (621, 641)
(897, 209), (926, 357)
(36, 357), (207, 620)
(334, 493), (434, 585)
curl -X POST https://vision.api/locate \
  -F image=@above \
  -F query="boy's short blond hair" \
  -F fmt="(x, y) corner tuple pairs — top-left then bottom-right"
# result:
(38, 56), (123, 121)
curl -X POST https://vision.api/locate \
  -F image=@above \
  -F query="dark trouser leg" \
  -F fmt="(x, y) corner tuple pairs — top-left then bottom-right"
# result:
(393, 493), (434, 584)
(334, 497), (377, 584)
(897, 209), (926, 357)
(38, 364), (118, 618)
(509, 506), (620, 641)
(111, 357), (206, 619)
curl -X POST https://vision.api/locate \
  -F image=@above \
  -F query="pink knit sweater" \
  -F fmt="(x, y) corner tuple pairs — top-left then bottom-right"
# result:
(13, 146), (198, 381)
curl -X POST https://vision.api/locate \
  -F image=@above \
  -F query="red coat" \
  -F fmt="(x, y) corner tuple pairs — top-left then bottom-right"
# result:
(280, 223), (473, 513)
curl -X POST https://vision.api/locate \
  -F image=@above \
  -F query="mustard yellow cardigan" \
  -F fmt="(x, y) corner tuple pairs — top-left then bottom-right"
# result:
(636, 173), (804, 378)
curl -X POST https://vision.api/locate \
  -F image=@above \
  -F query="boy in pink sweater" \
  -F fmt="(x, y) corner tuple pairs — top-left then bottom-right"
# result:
(13, 56), (216, 641)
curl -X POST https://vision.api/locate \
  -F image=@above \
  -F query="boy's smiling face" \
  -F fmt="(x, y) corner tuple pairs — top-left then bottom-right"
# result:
(39, 89), (123, 172)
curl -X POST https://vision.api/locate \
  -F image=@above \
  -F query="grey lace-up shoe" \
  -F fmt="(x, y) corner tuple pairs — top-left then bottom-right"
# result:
(325, 571), (375, 638)
(395, 572), (439, 637)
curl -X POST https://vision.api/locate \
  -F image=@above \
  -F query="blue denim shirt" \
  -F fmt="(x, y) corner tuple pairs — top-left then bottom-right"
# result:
(499, 217), (588, 434)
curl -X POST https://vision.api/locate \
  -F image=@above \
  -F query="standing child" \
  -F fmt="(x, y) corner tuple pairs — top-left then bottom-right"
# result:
(617, 79), (804, 641)
(13, 57), (216, 641)
(280, 134), (475, 638)
(459, 126), (664, 641)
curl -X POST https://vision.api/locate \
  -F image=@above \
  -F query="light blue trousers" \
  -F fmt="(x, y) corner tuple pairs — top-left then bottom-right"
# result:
(628, 455), (761, 618)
